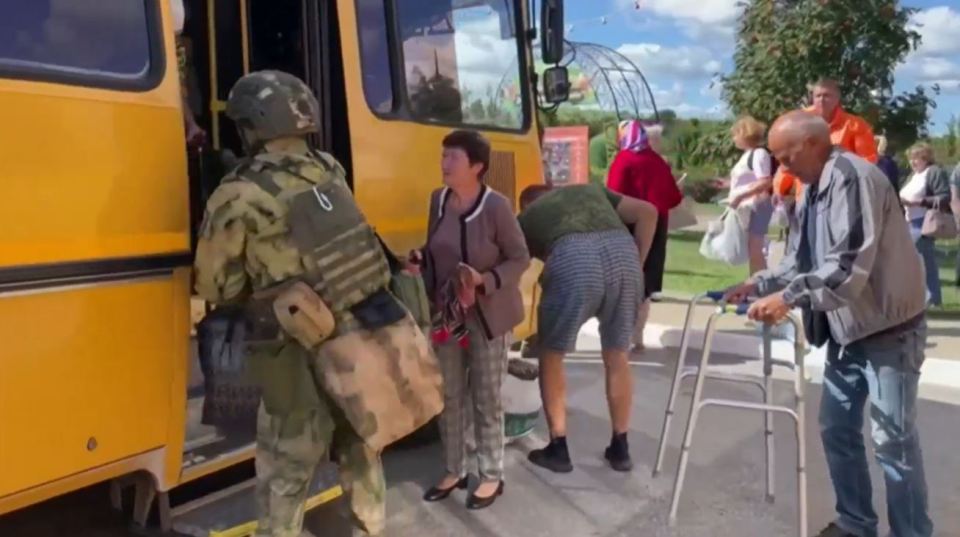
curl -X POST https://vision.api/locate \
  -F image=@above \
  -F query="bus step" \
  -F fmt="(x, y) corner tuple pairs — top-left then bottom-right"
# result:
(170, 462), (341, 537)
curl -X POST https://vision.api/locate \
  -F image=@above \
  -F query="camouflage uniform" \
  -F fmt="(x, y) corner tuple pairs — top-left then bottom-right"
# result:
(194, 71), (396, 537)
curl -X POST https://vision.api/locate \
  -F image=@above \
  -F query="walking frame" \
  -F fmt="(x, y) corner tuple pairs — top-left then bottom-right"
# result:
(652, 292), (807, 537)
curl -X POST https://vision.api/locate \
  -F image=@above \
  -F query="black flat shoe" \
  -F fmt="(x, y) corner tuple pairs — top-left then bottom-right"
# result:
(466, 481), (504, 510)
(422, 476), (468, 502)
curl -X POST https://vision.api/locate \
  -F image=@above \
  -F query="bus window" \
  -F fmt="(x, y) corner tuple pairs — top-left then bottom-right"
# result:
(395, 0), (524, 130)
(0, 0), (161, 89)
(356, 0), (394, 114)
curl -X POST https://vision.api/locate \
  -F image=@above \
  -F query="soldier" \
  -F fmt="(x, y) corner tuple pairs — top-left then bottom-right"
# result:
(194, 70), (443, 537)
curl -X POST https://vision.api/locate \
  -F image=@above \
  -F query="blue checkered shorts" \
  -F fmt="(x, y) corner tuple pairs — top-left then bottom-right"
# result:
(538, 230), (643, 353)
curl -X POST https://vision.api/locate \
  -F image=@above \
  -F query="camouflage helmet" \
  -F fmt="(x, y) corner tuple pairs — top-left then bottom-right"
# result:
(226, 70), (319, 148)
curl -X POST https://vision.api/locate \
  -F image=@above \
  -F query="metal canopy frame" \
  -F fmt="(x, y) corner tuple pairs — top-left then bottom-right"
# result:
(558, 40), (659, 122)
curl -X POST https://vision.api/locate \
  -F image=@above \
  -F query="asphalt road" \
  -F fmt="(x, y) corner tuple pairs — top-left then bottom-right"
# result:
(4, 348), (960, 537)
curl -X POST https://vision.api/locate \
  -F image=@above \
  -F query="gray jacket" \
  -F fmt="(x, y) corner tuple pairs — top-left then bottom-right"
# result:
(921, 164), (952, 210)
(756, 149), (925, 346)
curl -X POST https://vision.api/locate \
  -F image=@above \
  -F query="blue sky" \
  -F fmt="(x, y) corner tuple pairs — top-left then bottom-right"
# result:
(562, 0), (960, 134)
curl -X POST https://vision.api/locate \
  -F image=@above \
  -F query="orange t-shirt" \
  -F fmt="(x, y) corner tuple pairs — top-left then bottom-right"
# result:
(774, 106), (878, 199)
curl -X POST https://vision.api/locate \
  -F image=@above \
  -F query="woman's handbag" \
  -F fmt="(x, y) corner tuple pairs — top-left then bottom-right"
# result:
(921, 200), (958, 239)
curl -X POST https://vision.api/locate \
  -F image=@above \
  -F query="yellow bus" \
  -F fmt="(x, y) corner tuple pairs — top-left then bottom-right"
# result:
(0, 0), (566, 533)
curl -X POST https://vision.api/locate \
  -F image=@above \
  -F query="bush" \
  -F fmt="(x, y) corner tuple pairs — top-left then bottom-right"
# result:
(683, 178), (724, 203)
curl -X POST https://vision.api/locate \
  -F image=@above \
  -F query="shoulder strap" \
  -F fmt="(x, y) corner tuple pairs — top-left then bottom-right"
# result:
(233, 159), (283, 197)
(248, 151), (344, 195)
(308, 148), (337, 173)
(748, 149), (756, 171)
(373, 231), (402, 274)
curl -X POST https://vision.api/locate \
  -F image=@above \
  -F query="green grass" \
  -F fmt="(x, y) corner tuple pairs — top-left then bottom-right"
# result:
(663, 230), (960, 316)
(663, 230), (747, 296)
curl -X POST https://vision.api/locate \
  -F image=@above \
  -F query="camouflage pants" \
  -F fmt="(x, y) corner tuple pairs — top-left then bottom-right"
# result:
(254, 400), (385, 537)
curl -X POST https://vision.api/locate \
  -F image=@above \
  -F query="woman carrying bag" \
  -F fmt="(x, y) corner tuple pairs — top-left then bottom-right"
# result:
(410, 130), (530, 510)
(899, 142), (954, 307)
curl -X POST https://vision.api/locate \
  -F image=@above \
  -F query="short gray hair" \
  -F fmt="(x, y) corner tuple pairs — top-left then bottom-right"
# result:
(774, 111), (830, 142)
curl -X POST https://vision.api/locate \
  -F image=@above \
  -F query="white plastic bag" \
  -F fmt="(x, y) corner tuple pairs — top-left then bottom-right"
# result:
(771, 202), (790, 229)
(699, 208), (749, 265)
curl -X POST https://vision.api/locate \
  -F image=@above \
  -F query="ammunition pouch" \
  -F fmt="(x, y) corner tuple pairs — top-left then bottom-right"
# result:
(273, 281), (336, 349)
(245, 280), (336, 349)
(350, 288), (406, 331)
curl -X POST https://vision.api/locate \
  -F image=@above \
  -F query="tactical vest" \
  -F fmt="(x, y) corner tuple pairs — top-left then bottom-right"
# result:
(232, 150), (392, 336)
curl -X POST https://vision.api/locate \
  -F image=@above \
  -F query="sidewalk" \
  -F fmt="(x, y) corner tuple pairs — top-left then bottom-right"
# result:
(643, 294), (960, 362)
(628, 296), (960, 406)
(364, 311), (960, 537)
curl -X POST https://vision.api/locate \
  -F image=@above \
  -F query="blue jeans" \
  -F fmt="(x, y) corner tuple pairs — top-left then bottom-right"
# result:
(909, 218), (941, 306)
(820, 320), (932, 537)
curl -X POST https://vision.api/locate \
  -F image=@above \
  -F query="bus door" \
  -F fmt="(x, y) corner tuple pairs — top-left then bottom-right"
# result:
(178, 0), (330, 475)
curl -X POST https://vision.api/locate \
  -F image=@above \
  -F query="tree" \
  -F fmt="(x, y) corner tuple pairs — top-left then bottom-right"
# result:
(469, 99), (487, 121)
(657, 109), (679, 130)
(945, 115), (959, 159)
(722, 0), (938, 154)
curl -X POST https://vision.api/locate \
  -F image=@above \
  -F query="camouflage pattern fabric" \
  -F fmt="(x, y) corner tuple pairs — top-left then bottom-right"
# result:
(253, 400), (385, 537)
(195, 146), (442, 451)
(194, 150), (314, 303)
(517, 183), (626, 260)
(226, 70), (321, 151)
(311, 314), (443, 451)
(196, 71), (447, 537)
(175, 35), (187, 99)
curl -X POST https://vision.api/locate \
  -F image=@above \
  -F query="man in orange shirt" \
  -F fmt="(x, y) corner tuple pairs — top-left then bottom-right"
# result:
(775, 78), (878, 200)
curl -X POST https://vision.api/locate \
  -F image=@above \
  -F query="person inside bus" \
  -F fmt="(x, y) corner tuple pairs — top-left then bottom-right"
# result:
(171, 0), (205, 147)
(516, 182), (657, 474)
(410, 130), (530, 509)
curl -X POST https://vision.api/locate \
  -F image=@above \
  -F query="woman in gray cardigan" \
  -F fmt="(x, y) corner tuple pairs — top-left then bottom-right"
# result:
(409, 130), (530, 509)
(899, 142), (951, 306)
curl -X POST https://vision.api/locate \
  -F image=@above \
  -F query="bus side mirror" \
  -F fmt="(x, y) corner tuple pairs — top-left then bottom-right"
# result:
(540, 0), (564, 64)
(542, 66), (569, 104)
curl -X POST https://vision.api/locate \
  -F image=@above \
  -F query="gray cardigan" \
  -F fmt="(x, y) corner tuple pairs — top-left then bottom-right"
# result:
(422, 186), (531, 340)
(756, 150), (926, 346)
(921, 164), (952, 210)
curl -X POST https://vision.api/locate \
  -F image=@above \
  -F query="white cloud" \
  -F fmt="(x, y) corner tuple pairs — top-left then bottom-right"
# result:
(622, 0), (740, 26)
(700, 80), (723, 99)
(918, 57), (960, 81)
(617, 0), (741, 43)
(672, 102), (729, 119)
(910, 6), (960, 56)
(937, 80), (960, 95)
(897, 7), (960, 98)
(648, 81), (686, 108)
(617, 43), (723, 80)
(898, 6), (960, 93)
(679, 20), (737, 46)
(403, 10), (520, 97)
